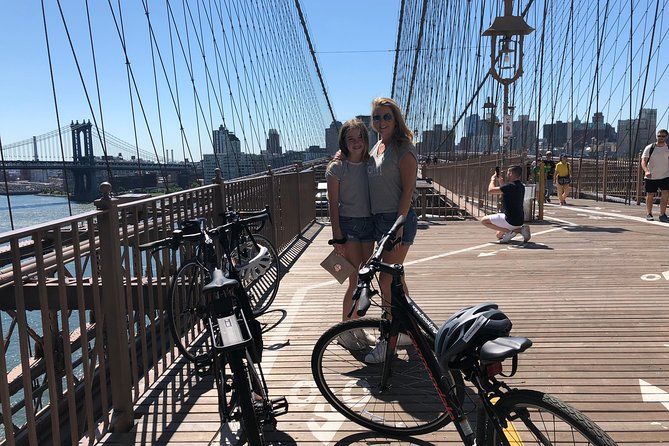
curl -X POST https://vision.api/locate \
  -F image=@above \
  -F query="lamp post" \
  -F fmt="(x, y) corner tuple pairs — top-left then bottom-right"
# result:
(483, 0), (534, 154)
(483, 98), (496, 155)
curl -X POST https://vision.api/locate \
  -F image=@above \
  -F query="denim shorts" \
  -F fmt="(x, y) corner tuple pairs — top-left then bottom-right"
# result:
(339, 215), (374, 243)
(373, 208), (418, 245)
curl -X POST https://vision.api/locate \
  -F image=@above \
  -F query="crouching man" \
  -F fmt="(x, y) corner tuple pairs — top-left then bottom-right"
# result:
(481, 165), (531, 244)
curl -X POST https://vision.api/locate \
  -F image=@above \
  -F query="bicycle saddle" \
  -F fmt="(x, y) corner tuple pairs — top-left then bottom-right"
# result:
(479, 336), (532, 364)
(202, 268), (239, 293)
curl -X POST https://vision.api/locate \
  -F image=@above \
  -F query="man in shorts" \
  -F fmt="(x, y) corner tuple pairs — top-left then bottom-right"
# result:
(641, 129), (669, 222)
(481, 165), (531, 243)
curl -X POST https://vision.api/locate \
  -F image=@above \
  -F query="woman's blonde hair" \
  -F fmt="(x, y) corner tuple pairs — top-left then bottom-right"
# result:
(338, 118), (370, 161)
(371, 97), (413, 143)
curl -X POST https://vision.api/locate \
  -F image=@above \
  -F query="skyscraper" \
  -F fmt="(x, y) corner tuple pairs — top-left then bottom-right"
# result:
(266, 129), (281, 155)
(325, 120), (342, 155)
(212, 125), (241, 155)
(355, 115), (378, 148)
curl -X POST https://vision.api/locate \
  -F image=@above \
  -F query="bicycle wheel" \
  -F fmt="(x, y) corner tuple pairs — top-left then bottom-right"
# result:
(311, 318), (462, 436)
(232, 234), (280, 316)
(228, 350), (265, 446)
(167, 260), (212, 364)
(484, 389), (617, 446)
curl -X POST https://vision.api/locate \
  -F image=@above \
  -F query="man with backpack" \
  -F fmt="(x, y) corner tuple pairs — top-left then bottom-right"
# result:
(641, 129), (669, 222)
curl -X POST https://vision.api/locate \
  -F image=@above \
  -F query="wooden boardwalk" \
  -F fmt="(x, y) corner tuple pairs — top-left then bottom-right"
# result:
(93, 198), (669, 445)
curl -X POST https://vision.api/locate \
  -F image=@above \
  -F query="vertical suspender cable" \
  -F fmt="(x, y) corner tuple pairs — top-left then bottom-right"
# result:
(404, 0), (429, 116)
(391, 0), (407, 98)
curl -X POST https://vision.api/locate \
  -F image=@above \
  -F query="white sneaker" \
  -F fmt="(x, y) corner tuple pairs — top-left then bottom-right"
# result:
(337, 331), (366, 351)
(351, 328), (376, 347)
(499, 231), (516, 244)
(364, 339), (387, 364)
(520, 225), (531, 243)
(396, 333), (413, 347)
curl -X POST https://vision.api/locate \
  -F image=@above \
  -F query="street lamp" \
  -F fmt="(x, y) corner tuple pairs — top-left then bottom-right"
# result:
(483, 97), (496, 155)
(483, 0), (534, 87)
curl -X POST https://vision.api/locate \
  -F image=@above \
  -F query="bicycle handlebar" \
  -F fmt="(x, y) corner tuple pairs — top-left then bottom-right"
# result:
(348, 215), (405, 317)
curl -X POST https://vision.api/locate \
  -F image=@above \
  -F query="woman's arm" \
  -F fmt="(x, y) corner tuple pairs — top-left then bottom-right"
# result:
(327, 175), (342, 239)
(397, 151), (418, 217)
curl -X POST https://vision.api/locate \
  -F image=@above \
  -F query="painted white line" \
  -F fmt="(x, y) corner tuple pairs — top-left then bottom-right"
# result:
(547, 203), (669, 228)
(639, 379), (669, 412)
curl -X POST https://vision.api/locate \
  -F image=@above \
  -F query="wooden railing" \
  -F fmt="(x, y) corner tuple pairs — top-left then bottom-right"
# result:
(422, 155), (532, 219)
(0, 166), (315, 445)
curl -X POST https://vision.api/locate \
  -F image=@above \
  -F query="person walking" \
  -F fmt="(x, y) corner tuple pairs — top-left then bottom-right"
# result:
(641, 129), (669, 222)
(326, 119), (375, 337)
(543, 151), (556, 202)
(364, 97), (418, 363)
(481, 165), (531, 244)
(555, 154), (571, 205)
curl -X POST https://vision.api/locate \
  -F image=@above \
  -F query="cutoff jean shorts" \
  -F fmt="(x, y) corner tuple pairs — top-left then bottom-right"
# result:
(339, 215), (374, 243)
(373, 208), (418, 245)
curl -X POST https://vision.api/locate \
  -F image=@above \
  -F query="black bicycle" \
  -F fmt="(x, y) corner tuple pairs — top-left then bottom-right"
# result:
(140, 211), (287, 445)
(311, 216), (617, 446)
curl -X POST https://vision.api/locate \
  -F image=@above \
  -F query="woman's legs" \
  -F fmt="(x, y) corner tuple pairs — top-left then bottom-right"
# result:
(379, 244), (412, 309)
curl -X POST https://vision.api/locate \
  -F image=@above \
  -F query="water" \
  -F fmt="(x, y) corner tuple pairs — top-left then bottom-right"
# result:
(0, 195), (95, 233)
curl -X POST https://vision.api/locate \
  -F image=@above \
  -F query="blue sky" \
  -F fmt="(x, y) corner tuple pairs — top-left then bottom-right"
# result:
(0, 1), (398, 153)
(1, 1), (667, 157)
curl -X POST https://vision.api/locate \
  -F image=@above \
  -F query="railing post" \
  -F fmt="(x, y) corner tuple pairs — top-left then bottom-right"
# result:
(602, 154), (608, 202)
(266, 166), (280, 249)
(212, 168), (226, 226)
(294, 163), (302, 235)
(636, 159), (643, 205)
(94, 182), (134, 432)
(537, 161), (545, 221)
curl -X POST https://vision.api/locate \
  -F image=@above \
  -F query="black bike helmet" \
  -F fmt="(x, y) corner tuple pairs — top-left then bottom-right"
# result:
(434, 303), (512, 369)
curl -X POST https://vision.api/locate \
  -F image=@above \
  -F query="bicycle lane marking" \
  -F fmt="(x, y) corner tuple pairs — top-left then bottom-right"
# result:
(259, 218), (578, 444)
(546, 203), (669, 228)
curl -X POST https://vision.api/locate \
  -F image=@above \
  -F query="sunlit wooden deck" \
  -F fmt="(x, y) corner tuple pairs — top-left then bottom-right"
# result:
(92, 198), (669, 445)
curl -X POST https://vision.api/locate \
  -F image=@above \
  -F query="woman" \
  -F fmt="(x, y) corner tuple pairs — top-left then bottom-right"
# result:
(326, 119), (375, 348)
(364, 97), (418, 363)
(554, 154), (571, 205)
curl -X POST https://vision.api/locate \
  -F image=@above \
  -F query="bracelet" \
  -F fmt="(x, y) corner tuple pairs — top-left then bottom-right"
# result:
(328, 237), (347, 245)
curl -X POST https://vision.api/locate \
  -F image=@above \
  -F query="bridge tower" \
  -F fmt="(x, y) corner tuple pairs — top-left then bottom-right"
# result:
(70, 121), (99, 201)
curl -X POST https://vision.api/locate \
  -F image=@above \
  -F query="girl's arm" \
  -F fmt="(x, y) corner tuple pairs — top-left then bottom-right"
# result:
(326, 175), (345, 254)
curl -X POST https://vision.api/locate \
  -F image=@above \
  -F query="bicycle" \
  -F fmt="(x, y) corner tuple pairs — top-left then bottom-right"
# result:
(145, 208), (279, 364)
(140, 211), (287, 445)
(310, 216), (617, 446)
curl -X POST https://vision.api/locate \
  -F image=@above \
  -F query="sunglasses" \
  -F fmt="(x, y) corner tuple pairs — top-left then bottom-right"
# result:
(372, 113), (393, 122)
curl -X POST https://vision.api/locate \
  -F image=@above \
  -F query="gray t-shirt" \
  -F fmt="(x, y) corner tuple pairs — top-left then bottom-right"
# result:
(325, 160), (371, 217)
(367, 140), (418, 214)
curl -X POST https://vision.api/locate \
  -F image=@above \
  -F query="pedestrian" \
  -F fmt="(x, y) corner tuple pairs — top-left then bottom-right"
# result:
(641, 129), (669, 222)
(543, 151), (556, 202)
(554, 154), (571, 205)
(325, 119), (375, 338)
(364, 97), (418, 363)
(481, 165), (531, 244)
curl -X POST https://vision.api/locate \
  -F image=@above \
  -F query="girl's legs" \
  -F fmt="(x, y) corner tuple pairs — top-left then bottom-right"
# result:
(342, 241), (363, 321)
(562, 184), (570, 204)
(556, 183), (565, 204)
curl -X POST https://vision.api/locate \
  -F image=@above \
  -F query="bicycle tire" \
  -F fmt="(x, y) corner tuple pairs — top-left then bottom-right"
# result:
(167, 260), (211, 364)
(483, 389), (618, 446)
(232, 234), (280, 316)
(311, 318), (463, 436)
(228, 350), (265, 446)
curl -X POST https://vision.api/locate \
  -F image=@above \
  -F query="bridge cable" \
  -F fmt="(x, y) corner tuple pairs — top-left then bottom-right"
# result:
(39, 0), (72, 214)
(293, 0), (338, 125)
(54, 0), (115, 184)
(391, 0), (407, 98)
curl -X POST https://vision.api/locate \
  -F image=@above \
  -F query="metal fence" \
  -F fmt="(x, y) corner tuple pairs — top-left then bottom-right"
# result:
(0, 166), (314, 445)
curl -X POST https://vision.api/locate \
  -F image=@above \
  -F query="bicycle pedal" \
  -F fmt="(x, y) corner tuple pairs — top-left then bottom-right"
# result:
(270, 396), (288, 417)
